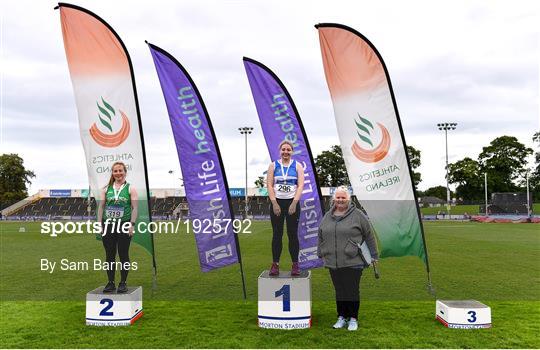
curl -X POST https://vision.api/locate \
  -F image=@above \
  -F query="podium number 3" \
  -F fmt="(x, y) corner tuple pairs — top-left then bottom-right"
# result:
(275, 284), (291, 312)
(467, 311), (476, 323)
(99, 299), (114, 316)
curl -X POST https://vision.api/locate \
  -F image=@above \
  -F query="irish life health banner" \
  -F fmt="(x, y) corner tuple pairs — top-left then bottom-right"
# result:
(316, 23), (429, 262)
(148, 43), (239, 271)
(58, 4), (154, 256)
(244, 57), (325, 270)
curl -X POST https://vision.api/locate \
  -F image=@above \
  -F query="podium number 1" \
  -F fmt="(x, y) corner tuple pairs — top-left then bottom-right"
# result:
(275, 284), (290, 312)
(99, 299), (114, 316)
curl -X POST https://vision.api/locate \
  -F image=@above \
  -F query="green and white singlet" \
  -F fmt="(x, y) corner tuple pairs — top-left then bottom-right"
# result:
(104, 182), (132, 222)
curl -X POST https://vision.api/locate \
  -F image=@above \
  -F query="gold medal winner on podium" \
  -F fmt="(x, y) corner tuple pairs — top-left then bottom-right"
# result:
(267, 140), (304, 277)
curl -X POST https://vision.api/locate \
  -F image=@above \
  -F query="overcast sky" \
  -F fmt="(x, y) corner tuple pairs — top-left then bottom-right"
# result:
(1, 0), (539, 194)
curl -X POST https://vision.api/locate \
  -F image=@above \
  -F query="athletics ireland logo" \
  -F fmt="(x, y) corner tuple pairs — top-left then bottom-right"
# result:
(89, 97), (130, 148)
(351, 114), (390, 163)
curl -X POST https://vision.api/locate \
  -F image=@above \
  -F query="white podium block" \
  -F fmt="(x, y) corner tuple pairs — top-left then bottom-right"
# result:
(436, 300), (491, 329)
(86, 286), (143, 326)
(258, 270), (311, 330)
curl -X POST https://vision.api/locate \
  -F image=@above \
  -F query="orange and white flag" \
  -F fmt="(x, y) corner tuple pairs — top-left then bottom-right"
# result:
(316, 23), (430, 265)
(58, 3), (154, 256)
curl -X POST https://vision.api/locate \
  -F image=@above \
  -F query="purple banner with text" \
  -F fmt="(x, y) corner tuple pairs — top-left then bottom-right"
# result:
(149, 43), (239, 272)
(244, 57), (324, 270)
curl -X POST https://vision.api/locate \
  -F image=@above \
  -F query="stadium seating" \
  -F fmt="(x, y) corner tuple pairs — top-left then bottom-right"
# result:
(478, 192), (532, 215)
(12, 197), (96, 219)
(6, 194), (364, 220)
(150, 197), (184, 219)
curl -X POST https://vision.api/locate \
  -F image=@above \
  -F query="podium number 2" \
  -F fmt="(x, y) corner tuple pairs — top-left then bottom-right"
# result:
(275, 284), (290, 312)
(99, 299), (114, 316)
(467, 311), (476, 323)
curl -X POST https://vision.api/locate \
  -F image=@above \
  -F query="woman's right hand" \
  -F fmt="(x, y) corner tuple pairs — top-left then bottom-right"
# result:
(272, 202), (281, 216)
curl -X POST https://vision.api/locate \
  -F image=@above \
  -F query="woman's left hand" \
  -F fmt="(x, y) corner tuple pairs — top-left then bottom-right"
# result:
(128, 223), (135, 237)
(288, 202), (297, 215)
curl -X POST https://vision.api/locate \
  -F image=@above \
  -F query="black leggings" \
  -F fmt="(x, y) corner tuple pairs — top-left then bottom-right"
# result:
(102, 221), (132, 283)
(270, 198), (300, 263)
(329, 267), (363, 319)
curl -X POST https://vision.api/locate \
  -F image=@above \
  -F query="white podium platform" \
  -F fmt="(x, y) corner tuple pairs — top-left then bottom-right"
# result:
(436, 300), (491, 329)
(258, 270), (311, 330)
(86, 286), (143, 326)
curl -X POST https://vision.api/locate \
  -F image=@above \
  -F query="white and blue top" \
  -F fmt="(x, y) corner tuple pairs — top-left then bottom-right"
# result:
(273, 159), (298, 199)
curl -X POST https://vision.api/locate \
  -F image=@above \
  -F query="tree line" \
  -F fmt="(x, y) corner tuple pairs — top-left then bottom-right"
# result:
(0, 154), (35, 210)
(1, 132), (538, 211)
(311, 133), (538, 201)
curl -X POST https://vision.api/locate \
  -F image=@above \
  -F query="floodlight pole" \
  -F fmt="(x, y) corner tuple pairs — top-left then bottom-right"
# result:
(445, 130), (449, 209)
(526, 172), (530, 217)
(484, 173), (488, 216)
(87, 186), (92, 219)
(238, 127), (253, 219)
(437, 123), (457, 216)
(168, 170), (174, 191)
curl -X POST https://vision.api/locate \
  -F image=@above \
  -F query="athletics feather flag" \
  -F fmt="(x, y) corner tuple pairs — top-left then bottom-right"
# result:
(148, 43), (244, 281)
(316, 24), (431, 275)
(57, 3), (155, 261)
(243, 57), (325, 270)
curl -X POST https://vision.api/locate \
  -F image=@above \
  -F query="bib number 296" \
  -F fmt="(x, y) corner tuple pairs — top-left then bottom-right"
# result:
(277, 185), (292, 193)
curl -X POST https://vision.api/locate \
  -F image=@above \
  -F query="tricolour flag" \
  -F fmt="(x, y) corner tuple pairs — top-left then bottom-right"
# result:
(244, 57), (325, 270)
(316, 23), (431, 276)
(148, 42), (245, 288)
(58, 3), (155, 262)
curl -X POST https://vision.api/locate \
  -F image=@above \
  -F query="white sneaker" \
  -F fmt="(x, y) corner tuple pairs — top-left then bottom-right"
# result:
(332, 316), (347, 329)
(348, 318), (358, 331)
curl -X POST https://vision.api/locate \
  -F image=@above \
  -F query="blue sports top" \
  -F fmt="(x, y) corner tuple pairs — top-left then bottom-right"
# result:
(273, 159), (298, 199)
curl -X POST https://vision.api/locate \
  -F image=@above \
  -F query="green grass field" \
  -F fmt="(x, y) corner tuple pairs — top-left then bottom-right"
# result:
(1, 220), (539, 348)
(419, 203), (540, 215)
(420, 204), (480, 215)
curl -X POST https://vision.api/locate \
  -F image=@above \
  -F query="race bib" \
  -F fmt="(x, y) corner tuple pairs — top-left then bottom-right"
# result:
(277, 184), (293, 193)
(105, 205), (124, 219)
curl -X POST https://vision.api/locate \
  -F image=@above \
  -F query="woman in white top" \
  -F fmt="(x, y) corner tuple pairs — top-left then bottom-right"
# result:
(267, 140), (304, 276)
